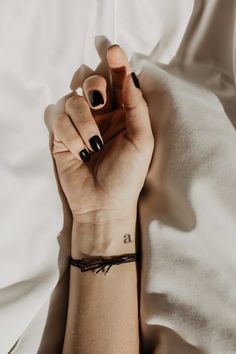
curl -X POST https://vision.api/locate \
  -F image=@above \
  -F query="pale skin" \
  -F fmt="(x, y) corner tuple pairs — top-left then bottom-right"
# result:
(52, 45), (154, 354)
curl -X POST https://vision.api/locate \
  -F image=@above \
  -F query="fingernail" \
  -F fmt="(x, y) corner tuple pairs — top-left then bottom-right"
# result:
(108, 44), (120, 50)
(89, 135), (104, 152)
(88, 90), (104, 107)
(131, 72), (140, 89)
(79, 149), (91, 162)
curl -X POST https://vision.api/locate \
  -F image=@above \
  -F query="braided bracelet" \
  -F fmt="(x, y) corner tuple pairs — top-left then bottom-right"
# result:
(70, 252), (139, 275)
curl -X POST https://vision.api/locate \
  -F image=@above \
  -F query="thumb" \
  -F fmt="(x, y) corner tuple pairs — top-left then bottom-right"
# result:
(122, 72), (152, 141)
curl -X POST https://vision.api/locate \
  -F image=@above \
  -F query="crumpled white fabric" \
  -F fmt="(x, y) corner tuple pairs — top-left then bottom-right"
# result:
(1, 0), (236, 353)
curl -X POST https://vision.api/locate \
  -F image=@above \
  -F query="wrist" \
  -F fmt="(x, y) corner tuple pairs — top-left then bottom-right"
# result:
(71, 211), (138, 258)
(72, 205), (137, 224)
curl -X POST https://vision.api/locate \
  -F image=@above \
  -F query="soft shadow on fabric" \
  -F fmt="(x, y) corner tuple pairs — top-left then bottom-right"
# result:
(38, 28), (205, 352)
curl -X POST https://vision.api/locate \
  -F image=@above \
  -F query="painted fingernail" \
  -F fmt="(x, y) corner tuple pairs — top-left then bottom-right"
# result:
(79, 149), (91, 162)
(131, 72), (140, 89)
(89, 135), (104, 152)
(88, 90), (104, 107)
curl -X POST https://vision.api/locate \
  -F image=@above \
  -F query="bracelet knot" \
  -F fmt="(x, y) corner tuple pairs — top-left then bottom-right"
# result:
(70, 252), (139, 275)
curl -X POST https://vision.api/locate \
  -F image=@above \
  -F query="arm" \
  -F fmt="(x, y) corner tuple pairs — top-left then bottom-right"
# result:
(52, 45), (154, 354)
(62, 213), (140, 354)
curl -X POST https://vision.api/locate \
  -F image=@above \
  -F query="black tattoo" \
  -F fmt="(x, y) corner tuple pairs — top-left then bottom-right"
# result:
(123, 234), (132, 243)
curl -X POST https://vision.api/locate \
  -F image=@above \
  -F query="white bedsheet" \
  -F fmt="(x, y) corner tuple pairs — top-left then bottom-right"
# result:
(1, 1), (236, 353)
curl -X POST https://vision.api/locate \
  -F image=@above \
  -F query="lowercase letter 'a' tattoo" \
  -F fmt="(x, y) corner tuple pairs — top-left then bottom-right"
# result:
(123, 234), (132, 243)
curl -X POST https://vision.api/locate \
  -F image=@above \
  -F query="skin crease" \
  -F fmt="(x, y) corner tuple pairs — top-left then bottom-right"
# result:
(52, 45), (154, 354)
(52, 45), (154, 222)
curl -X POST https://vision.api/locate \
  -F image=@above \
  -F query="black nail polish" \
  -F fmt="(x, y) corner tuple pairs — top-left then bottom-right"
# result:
(131, 72), (140, 89)
(89, 135), (104, 152)
(89, 90), (104, 107)
(79, 149), (91, 162)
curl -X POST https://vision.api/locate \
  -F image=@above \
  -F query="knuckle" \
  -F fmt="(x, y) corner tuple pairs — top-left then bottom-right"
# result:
(136, 131), (155, 151)
(70, 135), (81, 146)
(66, 95), (86, 111)
(77, 115), (91, 126)
(124, 99), (148, 115)
(145, 131), (155, 146)
(53, 114), (68, 130)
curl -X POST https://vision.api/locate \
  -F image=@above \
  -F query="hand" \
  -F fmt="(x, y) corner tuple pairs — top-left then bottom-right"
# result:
(52, 45), (154, 222)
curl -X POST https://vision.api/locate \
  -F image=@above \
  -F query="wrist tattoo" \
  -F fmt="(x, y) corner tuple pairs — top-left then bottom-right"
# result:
(123, 233), (132, 243)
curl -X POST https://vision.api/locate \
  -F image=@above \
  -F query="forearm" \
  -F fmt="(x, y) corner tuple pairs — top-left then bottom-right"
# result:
(62, 212), (140, 354)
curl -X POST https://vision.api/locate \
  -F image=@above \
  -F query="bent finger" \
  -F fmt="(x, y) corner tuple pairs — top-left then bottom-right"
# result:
(83, 75), (112, 114)
(53, 114), (91, 163)
(107, 45), (132, 107)
(65, 95), (104, 153)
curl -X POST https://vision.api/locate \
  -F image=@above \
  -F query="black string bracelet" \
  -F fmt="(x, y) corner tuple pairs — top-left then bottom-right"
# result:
(70, 252), (139, 275)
